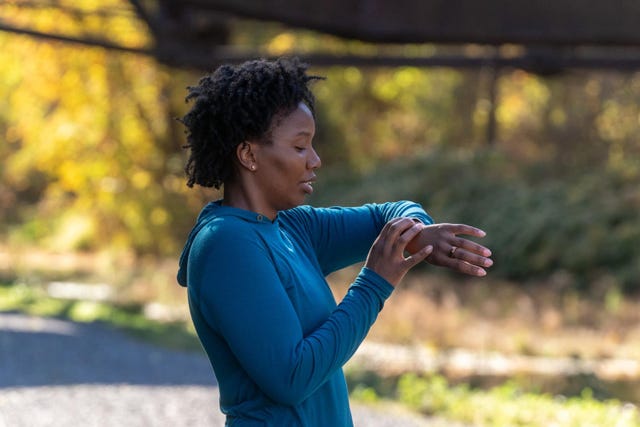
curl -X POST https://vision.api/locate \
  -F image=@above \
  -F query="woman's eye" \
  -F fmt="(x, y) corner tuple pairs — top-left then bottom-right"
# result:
(295, 146), (305, 152)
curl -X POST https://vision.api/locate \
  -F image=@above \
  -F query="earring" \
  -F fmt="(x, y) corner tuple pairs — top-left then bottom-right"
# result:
(250, 164), (256, 171)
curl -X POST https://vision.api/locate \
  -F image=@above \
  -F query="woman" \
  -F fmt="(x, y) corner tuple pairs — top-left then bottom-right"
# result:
(177, 57), (492, 426)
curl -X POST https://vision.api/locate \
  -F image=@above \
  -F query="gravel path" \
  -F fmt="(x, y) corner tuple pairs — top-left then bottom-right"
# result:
(0, 312), (444, 427)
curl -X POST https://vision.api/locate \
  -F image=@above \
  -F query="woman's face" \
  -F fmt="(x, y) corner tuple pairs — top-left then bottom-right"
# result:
(252, 102), (321, 213)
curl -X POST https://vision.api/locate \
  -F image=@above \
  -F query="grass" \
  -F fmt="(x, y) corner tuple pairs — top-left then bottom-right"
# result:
(345, 367), (640, 426)
(4, 277), (640, 426)
(4, 246), (640, 427)
(0, 282), (201, 352)
(344, 369), (640, 426)
(394, 373), (640, 427)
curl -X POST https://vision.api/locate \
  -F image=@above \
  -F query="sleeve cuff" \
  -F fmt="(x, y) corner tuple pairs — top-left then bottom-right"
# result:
(408, 212), (434, 225)
(355, 267), (395, 301)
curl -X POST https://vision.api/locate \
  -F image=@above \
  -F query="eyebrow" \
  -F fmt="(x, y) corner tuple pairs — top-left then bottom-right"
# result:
(293, 131), (314, 138)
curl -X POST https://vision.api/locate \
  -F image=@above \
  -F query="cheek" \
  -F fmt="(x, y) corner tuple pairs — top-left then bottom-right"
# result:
(270, 155), (303, 177)
(269, 155), (289, 170)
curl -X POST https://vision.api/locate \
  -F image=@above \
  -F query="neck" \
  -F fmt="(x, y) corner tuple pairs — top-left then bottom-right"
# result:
(223, 180), (277, 221)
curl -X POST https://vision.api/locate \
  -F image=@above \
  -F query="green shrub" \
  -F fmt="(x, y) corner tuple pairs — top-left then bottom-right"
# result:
(312, 148), (640, 291)
(396, 373), (640, 427)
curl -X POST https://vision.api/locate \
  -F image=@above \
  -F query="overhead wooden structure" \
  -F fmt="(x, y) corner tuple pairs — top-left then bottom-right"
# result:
(183, 0), (640, 46)
(2, 0), (640, 71)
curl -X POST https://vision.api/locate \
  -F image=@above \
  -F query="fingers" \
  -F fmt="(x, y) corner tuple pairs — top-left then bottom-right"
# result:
(394, 220), (425, 251)
(365, 218), (432, 287)
(449, 241), (493, 265)
(406, 244), (433, 267)
(387, 218), (434, 269)
(423, 223), (493, 277)
(379, 217), (421, 249)
(442, 223), (487, 239)
(440, 238), (493, 276)
(446, 258), (488, 277)
(451, 237), (492, 258)
(438, 223), (492, 262)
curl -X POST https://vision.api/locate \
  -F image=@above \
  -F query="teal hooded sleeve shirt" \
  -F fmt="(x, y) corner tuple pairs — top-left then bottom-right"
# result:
(177, 201), (433, 426)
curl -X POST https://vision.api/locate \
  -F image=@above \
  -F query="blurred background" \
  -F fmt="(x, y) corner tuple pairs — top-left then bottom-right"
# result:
(1, 1), (640, 426)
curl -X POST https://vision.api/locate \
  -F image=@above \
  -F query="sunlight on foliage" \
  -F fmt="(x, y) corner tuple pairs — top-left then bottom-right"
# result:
(1, 7), (640, 265)
(313, 65), (463, 170)
(397, 374), (640, 427)
(0, 0), (151, 48)
(350, 386), (380, 404)
(267, 32), (296, 55)
(497, 71), (550, 137)
(0, 1), (208, 254)
(312, 149), (640, 289)
(3, 9), (640, 425)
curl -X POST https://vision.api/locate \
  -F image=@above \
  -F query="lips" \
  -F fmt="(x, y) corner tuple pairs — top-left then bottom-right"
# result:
(301, 176), (316, 194)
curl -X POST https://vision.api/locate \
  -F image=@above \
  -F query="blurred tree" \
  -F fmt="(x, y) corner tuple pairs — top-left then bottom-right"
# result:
(1, 3), (639, 277)
(0, 1), (214, 255)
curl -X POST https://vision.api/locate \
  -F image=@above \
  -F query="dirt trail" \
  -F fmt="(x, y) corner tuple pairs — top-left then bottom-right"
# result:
(0, 312), (446, 427)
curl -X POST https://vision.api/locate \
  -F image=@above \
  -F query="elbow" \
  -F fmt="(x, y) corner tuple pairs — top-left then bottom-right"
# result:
(262, 382), (310, 406)
(254, 342), (333, 405)
(259, 363), (319, 406)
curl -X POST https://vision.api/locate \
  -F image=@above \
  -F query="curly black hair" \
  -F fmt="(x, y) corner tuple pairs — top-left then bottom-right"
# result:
(180, 57), (324, 188)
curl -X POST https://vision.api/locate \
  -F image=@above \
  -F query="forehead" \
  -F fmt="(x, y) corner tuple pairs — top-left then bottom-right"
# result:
(271, 103), (315, 136)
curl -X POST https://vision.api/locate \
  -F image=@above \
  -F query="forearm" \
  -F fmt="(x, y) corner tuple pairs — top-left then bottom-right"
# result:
(255, 267), (393, 404)
(291, 201), (433, 274)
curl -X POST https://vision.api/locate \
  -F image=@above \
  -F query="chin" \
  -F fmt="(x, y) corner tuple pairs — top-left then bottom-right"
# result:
(287, 197), (306, 210)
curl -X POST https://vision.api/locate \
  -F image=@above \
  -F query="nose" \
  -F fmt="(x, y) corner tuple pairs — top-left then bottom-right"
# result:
(307, 147), (322, 170)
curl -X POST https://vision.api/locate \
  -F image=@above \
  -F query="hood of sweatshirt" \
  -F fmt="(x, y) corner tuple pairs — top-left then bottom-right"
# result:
(177, 201), (276, 287)
(177, 202), (219, 287)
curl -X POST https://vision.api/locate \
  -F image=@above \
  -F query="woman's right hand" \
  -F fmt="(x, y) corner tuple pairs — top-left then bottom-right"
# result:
(364, 217), (433, 287)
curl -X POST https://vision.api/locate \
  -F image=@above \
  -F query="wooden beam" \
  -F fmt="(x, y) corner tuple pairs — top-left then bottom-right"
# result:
(3, 21), (640, 72)
(175, 0), (640, 46)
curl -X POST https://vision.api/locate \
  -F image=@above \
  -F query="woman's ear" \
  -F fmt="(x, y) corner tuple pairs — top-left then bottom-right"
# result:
(236, 141), (257, 171)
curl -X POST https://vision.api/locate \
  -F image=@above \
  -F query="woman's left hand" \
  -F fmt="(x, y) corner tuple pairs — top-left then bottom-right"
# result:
(406, 223), (493, 277)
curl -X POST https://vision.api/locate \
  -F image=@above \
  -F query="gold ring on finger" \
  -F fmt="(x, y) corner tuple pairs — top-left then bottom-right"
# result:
(449, 246), (458, 258)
